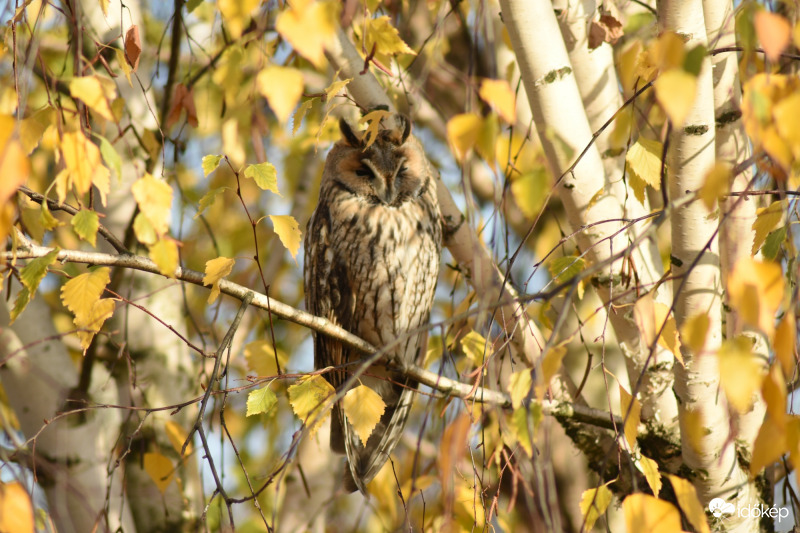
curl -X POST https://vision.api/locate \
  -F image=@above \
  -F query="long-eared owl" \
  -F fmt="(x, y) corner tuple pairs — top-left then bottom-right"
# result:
(304, 113), (442, 493)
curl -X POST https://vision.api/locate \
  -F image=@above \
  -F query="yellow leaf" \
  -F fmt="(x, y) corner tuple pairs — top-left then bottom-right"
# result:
(619, 386), (641, 449)
(202, 256), (235, 304)
(246, 386), (278, 417)
(625, 137), (663, 204)
(680, 313), (710, 355)
(479, 79), (516, 123)
(143, 452), (175, 494)
(511, 168), (549, 221)
(75, 298), (115, 352)
(774, 93), (800, 159)
(424, 335), (443, 368)
(651, 31), (686, 72)
(667, 475), (710, 533)
(217, 0), (259, 39)
(69, 75), (117, 121)
(324, 77), (352, 102)
(362, 15), (416, 65)
(508, 404), (541, 457)
(579, 484), (613, 531)
(508, 369), (532, 409)
(61, 267), (110, 320)
(222, 118), (245, 169)
(165, 421), (192, 456)
(244, 162), (281, 195)
(202, 155), (223, 177)
(287, 374), (335, 437)
(699, 162), (731, 211)
(762, 364), (787, 429)
(131, 173), (173, 237)
(683, 408), (705, 455)
(622, 493), (682, 533)
(71, 209), (99, 246)
(276, 0), (340, 68)
(752, 201), (784, 255)
(654, 302), (682, 365)
(257, 66), (304, 125)
(438, 412), (471, 494)
(0, 136), (30, 206)
(727, 257), (784, 336)
(633, 292), (656, 348)
(343, 385), (386, 445)
(133, 212), (157, 246)
(718, 336), (765, 413)
(149, 238), (179, 278)
(269, 215), (302, 261)
(115, 48), (132, 87)
(750, 416), (787, 477)
(654, 69), (697, 127)
(358, 109), (393, 149)
(536, 344), (567, 400)
(0, 482), (34, 533)
(775, 311), (796, 378)
(60, 131), (110, 205)
(447, 113), (482, 162)
(244, 339), (289, 377)
(755, 10), (791, 63)
(19, 107), (54, 154)
(461, 330), (488, 368)
(636, 455), (661, 496)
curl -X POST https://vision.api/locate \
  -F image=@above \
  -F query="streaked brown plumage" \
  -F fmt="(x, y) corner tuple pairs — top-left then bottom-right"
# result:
(304, 114), (442, 493)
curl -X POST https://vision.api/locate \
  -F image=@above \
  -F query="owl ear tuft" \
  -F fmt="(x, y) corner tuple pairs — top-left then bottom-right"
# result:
(339, 118), (362, 147)
(399, 114), (412, 144)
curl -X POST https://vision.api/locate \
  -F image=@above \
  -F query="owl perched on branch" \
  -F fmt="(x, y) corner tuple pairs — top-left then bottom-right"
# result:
(304, 113), (442, 493)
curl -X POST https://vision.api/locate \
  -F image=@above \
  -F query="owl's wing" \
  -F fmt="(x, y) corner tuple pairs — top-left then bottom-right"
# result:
(304, 206), (354, 454)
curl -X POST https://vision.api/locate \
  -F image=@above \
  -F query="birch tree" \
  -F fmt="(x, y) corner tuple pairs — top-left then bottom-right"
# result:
(1, 0), (799, 531)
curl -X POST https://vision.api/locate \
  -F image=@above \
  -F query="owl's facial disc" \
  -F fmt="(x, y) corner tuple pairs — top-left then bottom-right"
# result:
(359, 156), (408, 205)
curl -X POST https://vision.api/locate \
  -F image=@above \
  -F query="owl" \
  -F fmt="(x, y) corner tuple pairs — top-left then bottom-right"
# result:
(304, 113), (442, 493)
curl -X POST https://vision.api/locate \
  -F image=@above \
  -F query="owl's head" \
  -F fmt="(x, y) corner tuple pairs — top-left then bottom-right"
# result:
(328, 114), (430, 206)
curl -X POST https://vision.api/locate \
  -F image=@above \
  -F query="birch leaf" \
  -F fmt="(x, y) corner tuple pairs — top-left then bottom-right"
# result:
(619, 386), (641, 449)
(633, 292), (656, 348)
(461, 330), (487, 368)
(762, 364), (787, 430)
(60, 130), (110, 205)
(579, 484), (613, 531)
(625, 137), (663, 203)
(727, 258), (784, 336)
(654, 69), (697, 127)
(203, 256), (235, 304)
(202, 154), (223, 176)
(752, 201), (783, 255)
(479, 79), (516, 123)
(0, 482), (34, 533)
(358, 109), (392, 149)
(246, 386), (278, 417)
(98, 135), (122, 180)
(536, 344), (567, 400)
(115, 48), (132, 86)
(269, 215), (302, 261)
(133, 213), (157, 246)
(623, 494), (682, 533)
(19, 107), (53, 154)
(750, 417), (786, 477)
(257, 66), (304, 125)
(124, 25), (142, 71)
(40, 200), (60, 230)
(287, 374), (335, 437)
(437, 412), (471, 494)
(276, 0), (340, 68)
(654, 302), (682, 364)
(19, 248), (59, 294)
(244, 339), (289, 377)
(699, 162), (731, 211)
(447, 113), (482, 162)
(324, 77), (352, 101)
(774, 311), (796, 378)
(755, 11), (791, 62)
(636, 455), (661, 496)
(667, 475), (710, 533)
(69, 75), (116, 122)
(71, 209), (99, 246)
(143, 452), (175, 494)
(61, 267), (110, 319)
(195, 187), (227, 219)
(244, 162), (281, 196)
(511, 168), (549, 220)
(218, 0), (259, 39)
(718, 336), (765, 413)
(509, 404), (541, 457)
(680, 313), (710, 355)
(132, 173), (173, 237)
(165, 421), (192, 456)
(508, 369), (532, 409)
(149, 238), (179, 278)
(343, 385), (386, 445)
(363, 15), (416, 61)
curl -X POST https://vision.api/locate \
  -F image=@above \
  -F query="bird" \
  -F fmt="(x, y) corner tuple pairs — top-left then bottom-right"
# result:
(304, 112), (442, 493)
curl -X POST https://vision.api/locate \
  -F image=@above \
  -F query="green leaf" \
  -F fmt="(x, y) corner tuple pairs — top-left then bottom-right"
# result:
(72, 209), (99, 246)
(202, 154), (223, 176)
(548, 255), (586, 285)
(186, 0), (203, 12)
(195, 187), (228, 219)
(99, 135), (122, 180)
(244, 162), (281, 196)
(19, 248), (59, 294)
(761, 226), (786, 260)
(40, 201), (60, 230)
(683, 44), (706, 76)
(10, 287), (31, 323)
(246, 386), (278, 417)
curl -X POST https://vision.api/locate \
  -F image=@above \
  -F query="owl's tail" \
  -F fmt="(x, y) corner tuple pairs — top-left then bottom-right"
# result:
(342, 382), (416, 494)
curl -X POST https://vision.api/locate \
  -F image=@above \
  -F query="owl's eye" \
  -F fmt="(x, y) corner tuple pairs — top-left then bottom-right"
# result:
(355, 167), (373, 178)
(398, 165), (408, 177)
